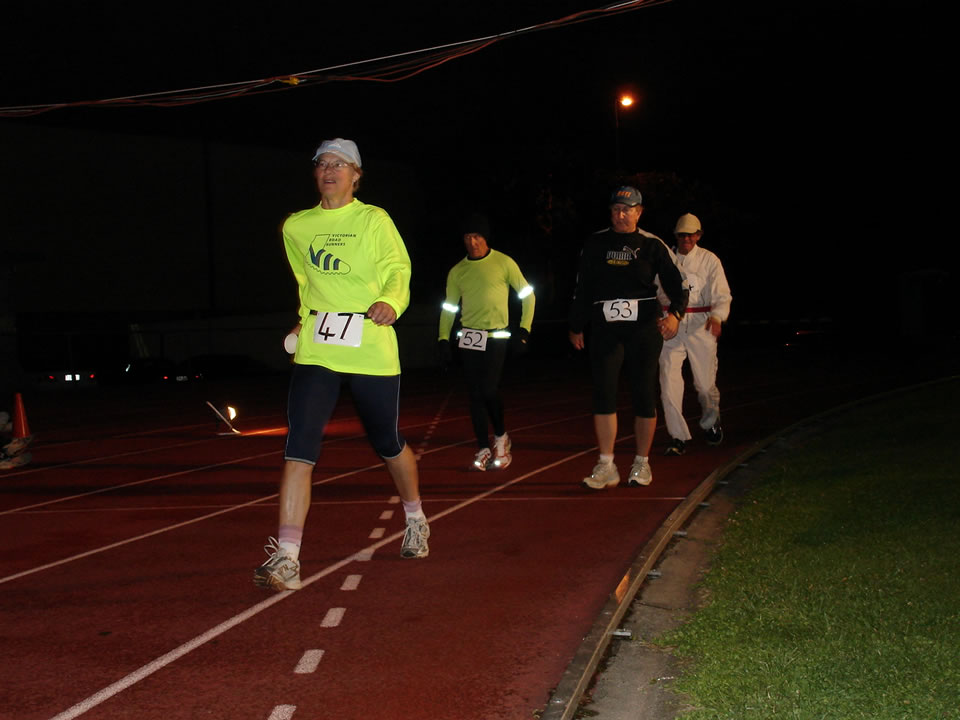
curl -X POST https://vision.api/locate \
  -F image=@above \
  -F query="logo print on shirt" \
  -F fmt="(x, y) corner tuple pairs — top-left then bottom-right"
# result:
(605, 246), (637, 266)
(308, 235), (351, 274)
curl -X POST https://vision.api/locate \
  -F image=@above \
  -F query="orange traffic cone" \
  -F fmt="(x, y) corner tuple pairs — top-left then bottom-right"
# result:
(13, 392), (31, 439)
(0, 393), (33, 456)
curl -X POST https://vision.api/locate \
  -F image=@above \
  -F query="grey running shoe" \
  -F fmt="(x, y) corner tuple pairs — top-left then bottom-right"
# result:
(664, 438), (686, 456)
(472, 447), (493, 471)
(583, 462), (620, 490)
(401, 517), (430, 559)
(489, 433), (512, 470)
(0, 451), (31, 470)
(628, 458), (653, 486)
(705, 422), (724, 446)
(253, 537), (302, 591)
(2, 435), (33, 456)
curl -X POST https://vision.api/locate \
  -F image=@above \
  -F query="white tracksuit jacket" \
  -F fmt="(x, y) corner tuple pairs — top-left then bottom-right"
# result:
(657, 244), (732, 441)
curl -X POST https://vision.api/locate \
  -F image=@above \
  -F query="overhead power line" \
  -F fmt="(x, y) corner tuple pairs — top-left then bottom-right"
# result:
(0, 0), (670, 117)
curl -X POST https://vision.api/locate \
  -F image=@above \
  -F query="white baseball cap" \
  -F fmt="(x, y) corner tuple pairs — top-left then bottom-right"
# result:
(674, 213), (702, 234)
(312, 138), (362, 167)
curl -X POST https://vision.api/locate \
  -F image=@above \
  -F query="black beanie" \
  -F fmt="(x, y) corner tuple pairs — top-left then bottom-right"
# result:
(460, 212), (491, 240)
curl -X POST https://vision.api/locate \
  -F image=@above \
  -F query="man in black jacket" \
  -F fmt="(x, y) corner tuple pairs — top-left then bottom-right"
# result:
(568, 186), (687, 490)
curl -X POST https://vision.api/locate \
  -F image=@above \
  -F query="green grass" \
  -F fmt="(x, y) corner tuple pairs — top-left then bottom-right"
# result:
(659, 380), (960, 719)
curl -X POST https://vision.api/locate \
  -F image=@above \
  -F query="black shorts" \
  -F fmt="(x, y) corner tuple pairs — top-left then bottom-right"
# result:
(588, 320), (663, 417)
(285, 363), (406, 464)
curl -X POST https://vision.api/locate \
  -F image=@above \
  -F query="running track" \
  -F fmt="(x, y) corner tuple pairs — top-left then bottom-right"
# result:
(0, 340), (917, 719)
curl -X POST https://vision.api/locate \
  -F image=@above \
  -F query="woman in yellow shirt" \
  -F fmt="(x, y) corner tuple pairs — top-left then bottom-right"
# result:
(254, 138), (430, 592)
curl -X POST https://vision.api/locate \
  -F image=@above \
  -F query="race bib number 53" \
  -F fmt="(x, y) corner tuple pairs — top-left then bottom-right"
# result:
(602, 299), (639, 322)
(313, 312), (364, 347)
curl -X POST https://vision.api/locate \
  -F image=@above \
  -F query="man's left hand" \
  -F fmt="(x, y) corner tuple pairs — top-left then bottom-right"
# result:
(706, 317), (722, 338)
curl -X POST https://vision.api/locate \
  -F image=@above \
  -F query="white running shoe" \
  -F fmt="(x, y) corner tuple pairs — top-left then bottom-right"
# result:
(253, 537), (302, 591)
(628, 458), (653, 486)
(583, 462), (620, 490)
(489, 433), (512, 470)
(472, 447), (493, 471)
(401, 517), (430, 558)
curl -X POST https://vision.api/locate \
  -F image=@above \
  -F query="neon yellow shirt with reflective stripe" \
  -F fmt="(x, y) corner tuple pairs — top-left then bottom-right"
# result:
(438, 249), (535, 340)
(283, 198), (411, 376)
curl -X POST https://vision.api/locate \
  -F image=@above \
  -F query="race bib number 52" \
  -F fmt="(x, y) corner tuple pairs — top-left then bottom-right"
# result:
(312, 312), (364, 347)
(458, 329), (488, 351)
(602, 299), (640, 322)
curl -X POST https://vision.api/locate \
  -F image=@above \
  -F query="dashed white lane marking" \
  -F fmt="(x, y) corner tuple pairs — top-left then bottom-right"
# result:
(294, 650), (325, 674)
(379, 510), (394, 520)
(267, 705), (296, 719)
(321, 608), (346, 627)
(388, 495), (400, 504)
(368, 527), (385, 539)
(340, 574), (362, 591)
(46, 444), (600, 719)
(415, 390), (452, 460)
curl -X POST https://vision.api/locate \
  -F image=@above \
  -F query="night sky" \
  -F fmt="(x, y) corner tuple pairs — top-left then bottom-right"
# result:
(1, 0), (949, 330)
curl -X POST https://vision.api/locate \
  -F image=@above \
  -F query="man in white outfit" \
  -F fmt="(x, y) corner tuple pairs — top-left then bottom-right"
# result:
(658, 213), (732, 455)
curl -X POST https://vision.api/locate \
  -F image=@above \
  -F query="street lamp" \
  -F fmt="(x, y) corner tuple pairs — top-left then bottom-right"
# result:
(614, 93), (635, 169)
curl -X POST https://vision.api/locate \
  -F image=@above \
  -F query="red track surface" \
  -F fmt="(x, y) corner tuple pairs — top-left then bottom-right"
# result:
(0, 344), (916, 719)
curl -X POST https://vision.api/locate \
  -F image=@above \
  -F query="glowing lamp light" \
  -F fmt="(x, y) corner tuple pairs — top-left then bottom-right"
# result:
(619, 95), (634, 108)
(206, 400), (241, 435)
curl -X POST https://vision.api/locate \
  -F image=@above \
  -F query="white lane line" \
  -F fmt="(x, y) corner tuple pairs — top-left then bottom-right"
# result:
(46, 547), (358, 720)
(6, 410), (602, 584)
(368, 527), (385, 539)
(0, 450), (281, 515)
(355, 551), (374, 562)
(0, 460), (388, 586)
(340, 574), (362, 591)
(321, 608), (345, 628)
(45, 448), (598, 719)
(294, 650), (324, 674)
(267, 705), (296, 719)
(379, 510), (394, 520)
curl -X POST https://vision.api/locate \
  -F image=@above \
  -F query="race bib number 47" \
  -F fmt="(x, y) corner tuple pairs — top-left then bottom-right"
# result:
(602, 299), (640, 322)
(312, 312), (365, 347)
(458, 328), (488, 351)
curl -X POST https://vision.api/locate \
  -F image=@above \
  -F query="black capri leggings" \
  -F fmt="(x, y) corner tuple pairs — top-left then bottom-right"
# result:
(588, 321), (663, 417)
(285, 363), (406, 464)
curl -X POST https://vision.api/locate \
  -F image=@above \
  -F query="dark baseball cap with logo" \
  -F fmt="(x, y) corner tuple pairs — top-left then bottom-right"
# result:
(609, 186), (643, 207)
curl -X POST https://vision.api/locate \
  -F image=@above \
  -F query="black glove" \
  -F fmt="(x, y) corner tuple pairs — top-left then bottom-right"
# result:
(513, 328), (530, 356)
(437, 339), (452, 371)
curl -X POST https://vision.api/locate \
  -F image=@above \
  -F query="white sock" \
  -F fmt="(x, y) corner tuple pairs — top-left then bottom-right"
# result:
(403, 498), (425, 521)
(599, 453), (614, 465)
(633, 455), (648, 464)
(279, 541), (301, 561)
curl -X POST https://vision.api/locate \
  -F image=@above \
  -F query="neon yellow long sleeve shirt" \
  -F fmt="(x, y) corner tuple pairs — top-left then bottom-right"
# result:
(438, 249), (535, 340)
(283, 198), (411, 375)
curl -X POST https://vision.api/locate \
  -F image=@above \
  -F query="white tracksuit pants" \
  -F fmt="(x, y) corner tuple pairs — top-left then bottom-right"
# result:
(659, 313), (720, 441)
